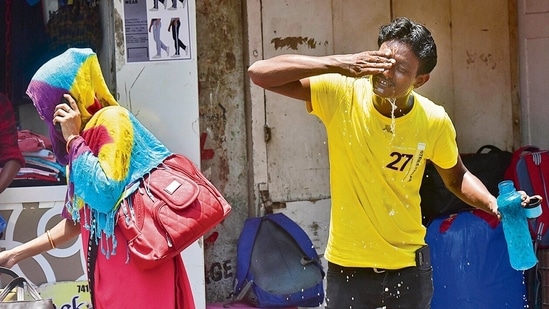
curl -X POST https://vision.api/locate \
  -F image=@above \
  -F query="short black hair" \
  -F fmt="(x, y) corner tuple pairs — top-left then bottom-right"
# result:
(378, 17), (437, 75)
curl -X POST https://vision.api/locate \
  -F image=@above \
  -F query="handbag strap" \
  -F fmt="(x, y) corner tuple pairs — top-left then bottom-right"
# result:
(0, 268), (27, 302)
(0, 266), (20, 279)
(0, 277), (42, 301)
(87, 217), (98, 308)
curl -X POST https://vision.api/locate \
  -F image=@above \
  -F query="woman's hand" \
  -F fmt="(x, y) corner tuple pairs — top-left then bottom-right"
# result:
(53, 94), (82, 141)
(0, 249), (17, 269)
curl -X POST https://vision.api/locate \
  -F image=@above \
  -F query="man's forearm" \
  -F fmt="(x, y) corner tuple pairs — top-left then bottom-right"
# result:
(451, 172), (498, 215)
(248, 54), (347, 89)
(0, 160), (21, 194)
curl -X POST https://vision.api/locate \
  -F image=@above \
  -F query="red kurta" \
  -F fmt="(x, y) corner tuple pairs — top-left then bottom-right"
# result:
(79, 209), (196, 309)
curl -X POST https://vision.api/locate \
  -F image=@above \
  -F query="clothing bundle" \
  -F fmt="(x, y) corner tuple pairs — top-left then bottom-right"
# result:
(1, 93), (64, 186)
(11, 130), (66, 186)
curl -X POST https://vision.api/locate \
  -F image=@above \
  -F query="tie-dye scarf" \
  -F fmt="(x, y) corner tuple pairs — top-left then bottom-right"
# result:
(26, 48), (172, 255)
(26, 48), (119, 165)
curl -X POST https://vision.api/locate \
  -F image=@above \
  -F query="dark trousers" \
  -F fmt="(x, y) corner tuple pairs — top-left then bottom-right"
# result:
(171, 20), (187, 54)
(325, 262), (433, 309)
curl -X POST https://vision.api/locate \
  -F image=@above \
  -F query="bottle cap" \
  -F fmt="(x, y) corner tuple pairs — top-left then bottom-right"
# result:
(525, 197), (542, 219)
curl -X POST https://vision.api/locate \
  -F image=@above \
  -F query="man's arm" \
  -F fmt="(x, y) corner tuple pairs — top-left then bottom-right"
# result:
(0, 160), (21, 194)
(0, 93), (24, 194)
(247, 51), (395, 102)
(435, 156), (499, 215)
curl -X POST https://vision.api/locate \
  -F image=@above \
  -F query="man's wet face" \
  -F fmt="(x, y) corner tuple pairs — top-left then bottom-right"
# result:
(371, 40), (420, 99)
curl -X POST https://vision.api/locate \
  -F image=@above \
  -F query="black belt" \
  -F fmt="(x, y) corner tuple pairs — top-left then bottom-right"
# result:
(328, 262), (400, 274)
(327, 245), (430, 273)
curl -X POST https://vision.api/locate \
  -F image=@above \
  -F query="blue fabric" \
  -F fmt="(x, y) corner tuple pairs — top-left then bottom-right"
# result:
(426, 211), (526, 309)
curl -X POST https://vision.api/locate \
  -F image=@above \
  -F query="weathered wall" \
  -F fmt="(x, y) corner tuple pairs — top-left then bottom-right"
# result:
(195, 0), (249, 302)
(195, 0), (519, 304)
(245, 2), (517, 308)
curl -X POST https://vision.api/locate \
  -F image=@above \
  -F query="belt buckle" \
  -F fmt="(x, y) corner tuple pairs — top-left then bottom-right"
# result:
(373, 267), (386, 273)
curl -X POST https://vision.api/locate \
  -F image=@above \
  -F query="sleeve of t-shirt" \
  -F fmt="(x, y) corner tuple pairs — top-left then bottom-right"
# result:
(429, 112), (459, 169)
(309, 74), (348, 125)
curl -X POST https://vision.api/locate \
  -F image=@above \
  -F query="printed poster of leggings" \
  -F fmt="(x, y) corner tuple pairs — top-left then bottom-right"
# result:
(123, 0), (191, 62)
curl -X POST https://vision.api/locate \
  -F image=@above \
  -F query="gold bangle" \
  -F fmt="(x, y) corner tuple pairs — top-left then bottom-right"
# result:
(65, 134), (80, 153)
(46, 229), (56, 249)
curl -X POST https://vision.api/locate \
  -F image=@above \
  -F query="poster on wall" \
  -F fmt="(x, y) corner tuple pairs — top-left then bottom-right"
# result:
(39, 281), (92, 309)
(123, 0), (191, 63)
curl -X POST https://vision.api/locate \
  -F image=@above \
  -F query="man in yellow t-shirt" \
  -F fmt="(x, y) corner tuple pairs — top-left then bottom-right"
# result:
(248, 17), (504, 308)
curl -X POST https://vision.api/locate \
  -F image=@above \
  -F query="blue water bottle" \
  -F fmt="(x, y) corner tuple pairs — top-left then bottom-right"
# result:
(497, 180), (537, 270)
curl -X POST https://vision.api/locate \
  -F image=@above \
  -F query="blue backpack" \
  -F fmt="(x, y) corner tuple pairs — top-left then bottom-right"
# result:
(233, 213), (325, 307)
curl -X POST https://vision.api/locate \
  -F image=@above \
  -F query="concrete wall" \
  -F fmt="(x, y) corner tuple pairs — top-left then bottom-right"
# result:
(195, 0), (249, 302)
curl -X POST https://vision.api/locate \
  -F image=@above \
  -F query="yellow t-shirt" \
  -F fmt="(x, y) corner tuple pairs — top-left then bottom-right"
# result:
(309, 74), (458, 269)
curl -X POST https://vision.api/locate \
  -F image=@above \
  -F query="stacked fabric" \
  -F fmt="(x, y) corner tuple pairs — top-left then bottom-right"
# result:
(9, 130), (66, 187)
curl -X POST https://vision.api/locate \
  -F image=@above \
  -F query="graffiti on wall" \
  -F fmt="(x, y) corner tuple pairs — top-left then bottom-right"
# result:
(205, 259), (233, 284)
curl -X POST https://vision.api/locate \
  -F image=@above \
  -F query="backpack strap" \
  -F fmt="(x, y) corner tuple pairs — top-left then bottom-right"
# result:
(233, 216), (262, 296)
(517, 157), (535, 195)
(524, 151), (549, 240)
(476, 145), (502, 154)
(504, 145), (540, 182)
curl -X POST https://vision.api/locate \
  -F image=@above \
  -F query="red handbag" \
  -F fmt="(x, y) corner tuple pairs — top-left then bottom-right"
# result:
(117, 154), (231, 270)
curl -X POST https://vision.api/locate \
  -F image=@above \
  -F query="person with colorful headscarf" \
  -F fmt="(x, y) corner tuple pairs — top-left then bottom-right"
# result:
(0, 48), (195, 308)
